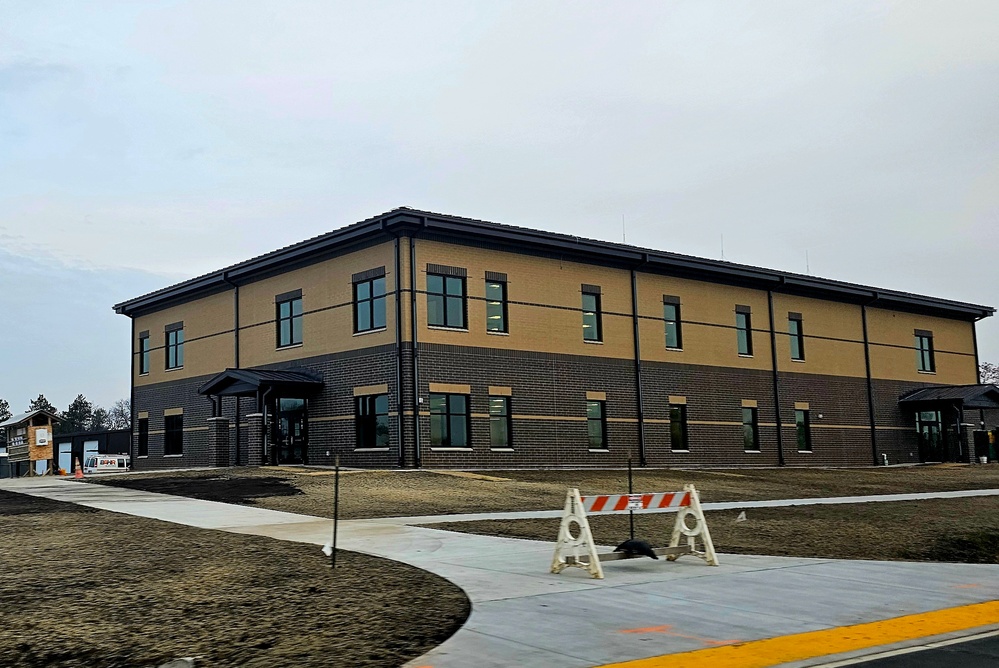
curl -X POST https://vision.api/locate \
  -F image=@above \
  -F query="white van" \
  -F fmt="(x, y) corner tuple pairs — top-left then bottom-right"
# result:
(83, 454), (131, 474)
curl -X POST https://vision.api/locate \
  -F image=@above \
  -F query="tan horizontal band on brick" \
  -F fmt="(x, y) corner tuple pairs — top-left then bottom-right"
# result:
(668, 395), (687, 405)
(311, 415), (354, 422)
(876, 425), (913, 431)
(353, 383), (388, 396)
(781, 423), (868, 430)
(137, 411), (149, 419)
(644, 418), (671, 424)
(690, 420), (742, 426)
(759, 422), (777, 427)
(428, 383), (471, 394)
(185, 426), (209, 432)
(795, 402), (810, 410)
(418, 411), (430, 417)
(512, 414), (588, 422)
(586, 391), (607, 401)
(470, 413), (490, 419)
(742, 399), (758, 408)
(148, 430), (164, 435)
(164, 408), (183, 416)
(607, 417), (638, 423)
(488, 386), (512, 396)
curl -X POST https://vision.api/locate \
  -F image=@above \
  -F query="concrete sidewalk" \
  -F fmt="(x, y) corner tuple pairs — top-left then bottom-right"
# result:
(3, 477), (999, 668)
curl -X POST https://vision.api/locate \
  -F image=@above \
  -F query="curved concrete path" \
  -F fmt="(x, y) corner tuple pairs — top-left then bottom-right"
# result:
(3, 477), (999, 668)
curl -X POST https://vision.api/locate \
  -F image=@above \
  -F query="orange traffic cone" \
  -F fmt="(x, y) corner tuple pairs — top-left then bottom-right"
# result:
(74, 458), (84, 479)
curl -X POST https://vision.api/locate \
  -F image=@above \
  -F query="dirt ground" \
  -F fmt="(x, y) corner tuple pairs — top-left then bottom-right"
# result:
(0, 490), (468, 668)
(93, 464), (999, 520)
(430, 496), (999, 564)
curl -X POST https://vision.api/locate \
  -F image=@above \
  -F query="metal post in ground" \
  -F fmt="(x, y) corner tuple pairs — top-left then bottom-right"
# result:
(332, 456), (340, 570)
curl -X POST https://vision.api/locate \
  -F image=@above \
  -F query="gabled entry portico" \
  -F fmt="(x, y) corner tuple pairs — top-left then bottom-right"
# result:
(899, 384), (999, 463)
(198, 368), (323, 466)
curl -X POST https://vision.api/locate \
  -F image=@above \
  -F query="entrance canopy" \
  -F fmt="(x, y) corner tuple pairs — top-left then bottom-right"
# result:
(899, 384), (999, 411)
(198, 368), (324, 403)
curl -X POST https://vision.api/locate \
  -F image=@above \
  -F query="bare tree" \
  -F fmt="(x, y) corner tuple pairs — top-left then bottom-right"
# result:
(109, 398), (131, 430)
(982, 362), (999, 385)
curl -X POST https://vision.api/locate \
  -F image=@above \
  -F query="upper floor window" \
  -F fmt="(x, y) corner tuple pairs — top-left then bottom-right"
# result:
(582, 285), (602, 342)
(485, 272), (508, 333)
(427, 265), (467, 329)
(795, 409), (812, 452)
(355, 394), (389, 448)
(138, 331), (150, 375)
(669, 402), (689, 451)
(586, 400), (607, 449)
(489, 395), (512, 448)
(735, 306), (753, 356)
(915, 330), (935, 372)
(788, 312), (805, 361)
(165, 323), (184, 369)
(164, 414), (183, 455)
(429, 393), (470, 447)
(276, 290), (303, 348)
(664, 296), (682, 349)
(742, 407), (759, 451)
(354, 268), (386, 333)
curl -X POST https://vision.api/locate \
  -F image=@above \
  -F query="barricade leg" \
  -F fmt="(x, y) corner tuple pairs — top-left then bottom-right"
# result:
(551, 488), (604, 579)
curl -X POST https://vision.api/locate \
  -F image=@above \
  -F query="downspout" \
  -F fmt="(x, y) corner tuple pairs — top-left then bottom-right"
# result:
(767, 286), (785, 466)
(223, 273), (241, 465)
(129, 316), (136, 470)
(973, 317), (982, 384)
(261, 386), (273, 465)
(409, 230), (422, 468)
(630, 257), (648, 467)
(393, 233), (405, 468)
(861, 295), (879, 465)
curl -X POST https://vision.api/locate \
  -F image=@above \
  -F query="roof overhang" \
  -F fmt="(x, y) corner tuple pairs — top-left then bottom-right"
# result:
(899, 384), (999, 411)
(198, 368), (324, 398)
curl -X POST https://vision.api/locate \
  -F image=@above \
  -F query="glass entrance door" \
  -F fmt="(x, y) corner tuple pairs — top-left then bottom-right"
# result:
(917, 410), (944, 462)
(275, 398), (308, 465)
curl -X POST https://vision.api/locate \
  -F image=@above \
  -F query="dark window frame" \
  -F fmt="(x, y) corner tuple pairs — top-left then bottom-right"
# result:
(164, 414), (183, 456)
(427, 273), (468, 329)
(355, 394), (390, 449)
(165, 324), (184, 370)
(586, 400), (607, 450)
(485, 275), (508, 333)
(582, 286), (602, 342)
(429, 393), (471, 448)
(138, 332), (150, 375)
(353, 271), (387, 334)
(137, 417), (149, 457)
(489, 395), (512, 448)
(915, 330), (935, 372)
(789, 312), (805, 361)
(669, 403), (689, 452)
(276, 291), (304, 348)
(735, 306), (753, 356)
(663, 296), (682, 349)
(795, 409), (812, 452)
(742, 407), (760, 451)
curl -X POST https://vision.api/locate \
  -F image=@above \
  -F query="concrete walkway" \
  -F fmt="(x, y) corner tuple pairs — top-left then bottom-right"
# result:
(3, 477), (999, 668)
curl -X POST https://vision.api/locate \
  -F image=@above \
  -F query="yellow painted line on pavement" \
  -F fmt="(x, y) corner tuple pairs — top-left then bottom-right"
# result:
(598, 600), (999, 668)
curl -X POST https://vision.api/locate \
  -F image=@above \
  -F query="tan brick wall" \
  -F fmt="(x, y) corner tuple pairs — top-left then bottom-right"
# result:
(867, 307), (977, 383)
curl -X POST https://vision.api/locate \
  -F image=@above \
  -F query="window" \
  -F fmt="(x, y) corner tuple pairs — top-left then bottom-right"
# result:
(276, 290), (303, 347)
(138, 331), (150, 375)
(427, 273), (467, 328)
(164, 414), (183, 456)
(915, 330), (935, 372)
(735, 306), (753, 356)
(165, 323), (184, 369)
(429, 393), (470, 447)
(795, 409), (812, 452)
(587, 400), (607, 449)
(789, 313), (804, 361)
(137, 418), (149, 457)
(489, 396), (512, 448)
(582, 285), (602, 342)
(485, 272), (508, 333)
(742, 407), (759, 451)
(669, 403), (689, 451)
(355, 394), (389, 448)
(354, 270), (386, 333)
(664, 297), (682, 349)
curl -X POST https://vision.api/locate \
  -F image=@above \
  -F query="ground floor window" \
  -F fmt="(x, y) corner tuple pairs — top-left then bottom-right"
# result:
(137, 418), (149, 457)
(355, 394), (390, 448)
(670, 403), (689, 451)
(742, 407), (759, 451)
(587, 400), (607, 449)
(795, 409), (812, 452)
(489, 396), (511, 448)
(430, 393), (470, 447)
(164, 415), (183, 456)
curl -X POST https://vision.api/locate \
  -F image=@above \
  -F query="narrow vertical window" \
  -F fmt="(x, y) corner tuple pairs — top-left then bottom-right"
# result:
(164, 414), (183, 455)
(138, 332), (150, 375)
(742, 407), (759, 451)
(663, 296), (682, 349)
(788, 313), (804, 361)
(669, 403), (689, 451)
(429, 393), (470, 447)
(795, 409), (812, 452)
(137, 417), (149, 457)
(427, 271), (467, 328)
(489, 396), (512, 448)
(586, 400), (607, 449)
(276, 290), (303, 347)
(165, 323), (184, 369)
(735, 306), (753, 356)
(485, 272), (508, 333)
(915, 330), (935, 372)
(353, 269), (387, 333)
(355, 394), (389, 448)
(582, 285), (602, 342)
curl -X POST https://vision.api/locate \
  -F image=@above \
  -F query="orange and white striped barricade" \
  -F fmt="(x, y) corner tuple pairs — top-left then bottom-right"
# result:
(550, 483), (717, 579)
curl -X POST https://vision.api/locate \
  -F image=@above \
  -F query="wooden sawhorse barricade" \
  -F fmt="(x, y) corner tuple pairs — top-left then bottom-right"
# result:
(551, 484), (718, 579)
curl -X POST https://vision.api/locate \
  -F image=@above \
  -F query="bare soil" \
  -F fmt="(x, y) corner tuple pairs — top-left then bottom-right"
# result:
(0, 490), (468, 668)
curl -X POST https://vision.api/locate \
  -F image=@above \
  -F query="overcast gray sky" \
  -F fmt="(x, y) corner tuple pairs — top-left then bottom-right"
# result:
(1, 0), (997, 411)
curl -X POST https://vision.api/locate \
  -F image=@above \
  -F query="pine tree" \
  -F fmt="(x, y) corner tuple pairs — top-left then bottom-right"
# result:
(89, 407), (110, 432)
(0, 398), (10, 423)
(28, 394), (57, 414)
(60, 395), (94, 433)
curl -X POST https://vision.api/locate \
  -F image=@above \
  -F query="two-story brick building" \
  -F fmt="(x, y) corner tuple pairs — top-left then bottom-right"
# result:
(113, 207), (996, 470)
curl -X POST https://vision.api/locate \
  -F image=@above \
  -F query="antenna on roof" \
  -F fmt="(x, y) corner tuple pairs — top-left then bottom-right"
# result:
(806, 250), (810, 275)
(720, 234), (725, 260)
(622, 214), (626, 243)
